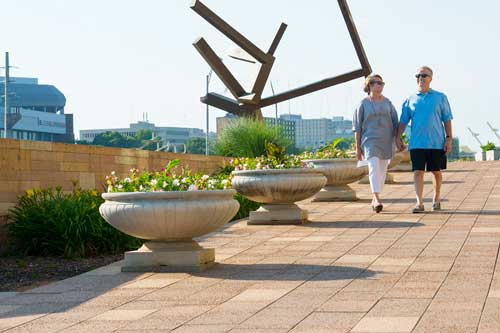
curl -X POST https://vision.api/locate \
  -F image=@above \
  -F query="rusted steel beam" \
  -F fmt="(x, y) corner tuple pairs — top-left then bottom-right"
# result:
(259, 69), (365, 108)
(191, 0), (271, 64)
(193, 38), (247, 99)
(338, 0), (372, 75)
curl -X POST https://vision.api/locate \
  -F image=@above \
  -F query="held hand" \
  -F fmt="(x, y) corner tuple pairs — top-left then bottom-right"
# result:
(396, 138), (406, 152)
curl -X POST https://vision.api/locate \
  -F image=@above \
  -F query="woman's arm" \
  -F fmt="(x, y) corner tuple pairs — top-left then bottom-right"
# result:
(352, 102), (364, 161)
(355, 131), (362, 161)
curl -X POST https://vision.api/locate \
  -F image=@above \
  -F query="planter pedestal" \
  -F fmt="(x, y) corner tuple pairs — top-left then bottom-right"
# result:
(122, 241), (214, 272)
(313, 185), (357, 202)
(248, 204), (308, 225)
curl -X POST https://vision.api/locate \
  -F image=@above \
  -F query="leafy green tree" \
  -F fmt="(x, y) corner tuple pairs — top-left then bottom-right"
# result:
(186, 137), (216, 155)
(335, 137), (355, 151)
(92, 131), (140, 148)
(135, 129), (153, 141)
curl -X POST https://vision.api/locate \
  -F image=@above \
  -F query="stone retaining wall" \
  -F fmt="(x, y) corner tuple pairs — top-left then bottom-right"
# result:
(0, 138), (229, 248)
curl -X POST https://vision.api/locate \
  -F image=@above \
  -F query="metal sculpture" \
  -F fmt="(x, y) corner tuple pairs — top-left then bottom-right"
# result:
(191, 0), (372, 119)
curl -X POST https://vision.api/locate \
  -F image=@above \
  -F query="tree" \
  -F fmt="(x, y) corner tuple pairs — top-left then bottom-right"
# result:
(135, 129), (153, 141)
(186, 137), (216, 155)
(335, 137), (355, 151)
(92, 131), (140, 148)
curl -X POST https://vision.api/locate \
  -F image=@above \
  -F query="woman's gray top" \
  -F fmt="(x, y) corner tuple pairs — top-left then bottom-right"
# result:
(352, 97), (399, 160)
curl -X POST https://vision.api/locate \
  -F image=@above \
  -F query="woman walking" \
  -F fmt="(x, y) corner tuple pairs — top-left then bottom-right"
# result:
(353, 74), (399, 213)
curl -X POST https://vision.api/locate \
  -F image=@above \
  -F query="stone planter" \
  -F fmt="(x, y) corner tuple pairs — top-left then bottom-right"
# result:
(390, 150), (412, 172)
(304, 159), (368, 201)
(486, 150), (500, 161)
(476, 151), (486, 161)
(232, 168), (326, 225)
(99, 190), (239, 272)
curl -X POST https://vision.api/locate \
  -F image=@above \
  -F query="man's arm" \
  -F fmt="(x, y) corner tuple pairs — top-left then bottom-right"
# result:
(444, 120), (452, 154)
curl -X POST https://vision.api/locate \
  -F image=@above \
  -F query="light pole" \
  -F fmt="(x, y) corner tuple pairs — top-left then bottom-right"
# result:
(270, 80), (279, 133)
(206, 69), (213, 156)
(3, 52), (10, 139)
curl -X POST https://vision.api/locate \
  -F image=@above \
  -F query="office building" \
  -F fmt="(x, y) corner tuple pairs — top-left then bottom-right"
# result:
(80, 120), (205, 146)
(0, 77), (74, 143)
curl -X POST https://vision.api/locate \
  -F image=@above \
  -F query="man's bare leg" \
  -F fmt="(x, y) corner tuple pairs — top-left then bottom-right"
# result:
(431, 171), (442, 204)
(414, 170), (425, 207)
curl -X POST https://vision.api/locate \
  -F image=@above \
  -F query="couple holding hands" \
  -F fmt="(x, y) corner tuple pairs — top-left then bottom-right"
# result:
(353, 66), (453, 213)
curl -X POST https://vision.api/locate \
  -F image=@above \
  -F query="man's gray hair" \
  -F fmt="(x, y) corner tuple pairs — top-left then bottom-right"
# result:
(419, 66), (433, 76)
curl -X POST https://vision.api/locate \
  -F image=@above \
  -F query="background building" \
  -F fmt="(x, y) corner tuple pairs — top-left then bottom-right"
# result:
(80, 120), (205, 146)
(280, 114), (353, 149)
(0, 77), (74, 143)
(449, 137), (460, 160)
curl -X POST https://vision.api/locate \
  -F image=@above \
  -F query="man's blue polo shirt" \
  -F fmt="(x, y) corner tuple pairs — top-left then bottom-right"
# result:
(400, 89), (453, 150)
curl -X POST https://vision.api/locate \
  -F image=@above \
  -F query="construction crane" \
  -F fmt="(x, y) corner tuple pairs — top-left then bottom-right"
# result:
(486, 122), (500, 142)
(467, 127), (483, 146)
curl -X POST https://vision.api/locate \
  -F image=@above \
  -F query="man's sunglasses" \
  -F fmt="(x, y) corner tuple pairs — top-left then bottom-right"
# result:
(415, 74), (431, 79)
(369, 81), (385, 86)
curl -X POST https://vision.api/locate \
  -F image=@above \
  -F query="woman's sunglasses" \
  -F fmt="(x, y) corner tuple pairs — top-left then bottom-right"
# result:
(415, 74), (431, 79)
(369, 81), (385, 86)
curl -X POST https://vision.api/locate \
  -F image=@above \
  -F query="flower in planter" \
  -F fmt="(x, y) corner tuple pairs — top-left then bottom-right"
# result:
(105, 159), (232, 192)
(230, 143), (312, 171)
(300, 138), (354, 160)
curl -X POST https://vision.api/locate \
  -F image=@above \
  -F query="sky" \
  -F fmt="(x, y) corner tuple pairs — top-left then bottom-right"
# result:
(1, 0), (499, 150)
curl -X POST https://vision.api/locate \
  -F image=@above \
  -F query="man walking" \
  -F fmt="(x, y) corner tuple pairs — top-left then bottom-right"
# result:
(396, 66), (453, 213)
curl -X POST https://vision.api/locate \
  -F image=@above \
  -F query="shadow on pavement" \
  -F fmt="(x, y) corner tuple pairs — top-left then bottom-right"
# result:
(194, 263), (377, 281)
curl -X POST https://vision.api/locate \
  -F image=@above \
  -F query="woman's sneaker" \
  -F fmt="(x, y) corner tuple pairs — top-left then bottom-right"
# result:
(432, 202), (441, 211)
(412, 205), (425, 213)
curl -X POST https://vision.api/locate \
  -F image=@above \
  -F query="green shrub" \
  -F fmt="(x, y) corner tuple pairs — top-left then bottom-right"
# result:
(215, 164), (261, 220)
(6, 186), (141, 258)
(233, 194), (261, 221)
(215, 118), (291, 157)
(481, 141), (496, 152)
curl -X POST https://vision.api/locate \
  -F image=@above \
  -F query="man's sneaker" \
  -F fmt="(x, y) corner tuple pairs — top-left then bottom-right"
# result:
(432, 202), (441, 211)
(412, 205), (425, 214)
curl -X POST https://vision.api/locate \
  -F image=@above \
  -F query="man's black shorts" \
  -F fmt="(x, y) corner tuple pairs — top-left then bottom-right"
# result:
(410, 149), (447, 171)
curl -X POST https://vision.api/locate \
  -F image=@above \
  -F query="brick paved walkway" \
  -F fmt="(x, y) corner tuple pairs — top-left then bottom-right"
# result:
(1, 161), (499, 332)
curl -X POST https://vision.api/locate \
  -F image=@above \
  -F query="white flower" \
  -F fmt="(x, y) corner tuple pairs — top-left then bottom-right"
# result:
(256, 162), (262, 169)
(172, 179), (180, 186)
(139, 185), (144, 191)
(201, 175), (210, 181)
(181, 177), (188, 183)
(111, 171), (116, 176)
(150, 179), (158, 186)
(221, 179), (229, 185)
(117, 184), (123, 189)
(163, 181), (168, 188)
(188, 185), (199, 191)
(124, 178), (131, 183)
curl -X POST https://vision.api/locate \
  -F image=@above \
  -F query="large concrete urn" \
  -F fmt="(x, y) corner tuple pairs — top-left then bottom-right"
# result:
(232, 168), (326, 225)
(304, 158), (368, 201)
(359, 152), (403, 185)
(390, 150), (412, 171)
(100, 190), (239, 272)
